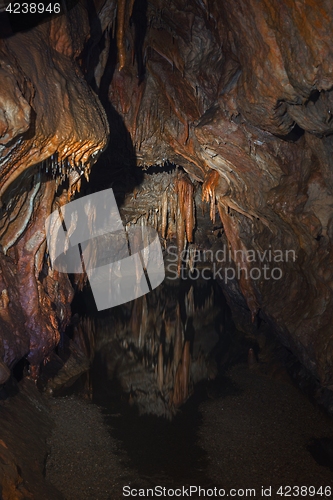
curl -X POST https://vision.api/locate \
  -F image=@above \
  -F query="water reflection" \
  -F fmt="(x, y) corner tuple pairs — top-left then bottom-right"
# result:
(92, 280), (225, 418)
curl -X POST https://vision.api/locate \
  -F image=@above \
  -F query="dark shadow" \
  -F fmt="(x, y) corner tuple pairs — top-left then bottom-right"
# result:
(81, 0), (106, 93)
(0, 373), (20, 400)
(12, 357), (30, 382)
(101, 392), (216, 488)
(77, 1), (144, 208)
(307, 438), (333, 471)
(307, 90), (320, 104)
(143, 161), (179, 175)
(276, 123), (305, 143)
(131, 0), (148, 83)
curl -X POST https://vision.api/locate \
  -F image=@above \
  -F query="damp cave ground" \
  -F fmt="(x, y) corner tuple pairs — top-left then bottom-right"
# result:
(45, 354), (333, 499)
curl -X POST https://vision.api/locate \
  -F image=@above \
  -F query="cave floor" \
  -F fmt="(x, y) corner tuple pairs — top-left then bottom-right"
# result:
(45, 362), (333, 500)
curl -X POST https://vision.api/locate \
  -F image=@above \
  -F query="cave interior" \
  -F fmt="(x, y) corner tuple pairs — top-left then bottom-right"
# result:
(1, 0), (333, 497)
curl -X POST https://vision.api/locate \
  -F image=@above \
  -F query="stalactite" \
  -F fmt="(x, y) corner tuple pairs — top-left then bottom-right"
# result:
(131, 82), (145, 142)
(154, 208), (158, 230)
(217, 200), (259, 321)
(202, 169), (220, 223)
(84, 163), (91, 182)
(188, 245), (197, 273)
(116, 0), (127, 71)
(161, 190), (168, 238)
(171, 174), (195, 275)
(176, 176), (194, 243)
(176, 204), (185, 275)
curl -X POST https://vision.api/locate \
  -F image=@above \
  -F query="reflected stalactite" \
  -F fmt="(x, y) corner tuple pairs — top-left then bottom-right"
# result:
(185, 286), (195, 317)
(172, 303), (184, 377)
(157, 343), (164, 391)
(93, 282), (222, 418)
(172, 340), (191, 407)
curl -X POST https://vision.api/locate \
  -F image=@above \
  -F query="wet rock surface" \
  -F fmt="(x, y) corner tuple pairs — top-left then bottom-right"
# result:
(45, 284), (333, 498)
(199, 364), (333, 492)
(46, 396), (134, 500)
(45, 358), (333, 500)
(0, 379), (62, 500)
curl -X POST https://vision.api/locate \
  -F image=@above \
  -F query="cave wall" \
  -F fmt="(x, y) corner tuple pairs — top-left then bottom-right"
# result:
(0, 0), (333, 390)
(0, 2), (109, 376)
(97, 0), (333, 388)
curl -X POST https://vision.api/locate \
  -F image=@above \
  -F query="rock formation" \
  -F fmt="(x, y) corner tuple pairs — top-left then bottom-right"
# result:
(1, 0), (333, 396)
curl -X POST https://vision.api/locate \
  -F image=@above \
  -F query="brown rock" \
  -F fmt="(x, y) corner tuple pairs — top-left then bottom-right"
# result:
(0, 360), (10, 385)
